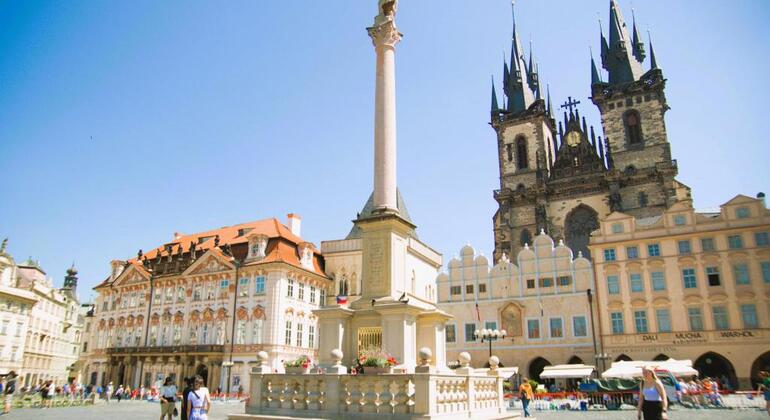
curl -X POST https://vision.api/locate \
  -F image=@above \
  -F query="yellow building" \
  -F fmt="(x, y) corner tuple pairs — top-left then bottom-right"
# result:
(437, 232), (598, 381)
(590, 194), (770, 389)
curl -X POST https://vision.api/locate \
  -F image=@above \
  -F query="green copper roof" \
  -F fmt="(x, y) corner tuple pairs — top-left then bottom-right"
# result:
(601, 0), (645, 85)
(346, 189), (417, 240)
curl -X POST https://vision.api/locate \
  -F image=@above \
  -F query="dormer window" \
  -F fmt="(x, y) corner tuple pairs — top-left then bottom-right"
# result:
(298, 242), (314, 270)
(673, 215), (686, 226)
(246, 234), (269, 260)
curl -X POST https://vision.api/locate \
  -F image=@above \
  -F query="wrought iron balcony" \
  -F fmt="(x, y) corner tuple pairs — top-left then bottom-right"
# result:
(106, 344), (225, 355)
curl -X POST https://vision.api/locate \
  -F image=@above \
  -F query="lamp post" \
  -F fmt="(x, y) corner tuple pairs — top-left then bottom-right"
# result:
(473, 328), (507, 366)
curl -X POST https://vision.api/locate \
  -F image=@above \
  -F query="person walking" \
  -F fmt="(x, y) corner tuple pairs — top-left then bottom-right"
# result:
(159, 377), (178, 420)
(187, 375), (210, 420)
(181, 377), (193, 420)
(518, 377), (534, 418)
(106, 382), (114, 404)
(637, 367), (668, 420)
(115, 384), (124, 402)
(756, 370), (770, 417)
(3, 371), (17, 414)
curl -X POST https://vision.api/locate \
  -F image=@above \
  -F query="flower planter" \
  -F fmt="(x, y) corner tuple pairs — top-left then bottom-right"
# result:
(362, 366), (393, 374)
(285, 366), (310, 374)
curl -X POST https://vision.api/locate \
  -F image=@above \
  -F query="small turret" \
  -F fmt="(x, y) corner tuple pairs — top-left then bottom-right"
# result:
(63, 263), (78, 293)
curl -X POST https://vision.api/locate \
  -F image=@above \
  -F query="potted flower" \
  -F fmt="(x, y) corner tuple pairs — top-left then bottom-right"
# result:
(358, 348), (397, 374)
(284, 355), (312, 374)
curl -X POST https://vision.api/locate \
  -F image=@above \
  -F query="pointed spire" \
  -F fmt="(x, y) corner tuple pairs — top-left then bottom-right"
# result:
(491, 75), (500, 113)
(602, 0), (645, 84)
(604, 136), (614, 169)
(598, 135), (606, 162)
(546, 84), (553, 115)
(591, 48), (602, 85)
(551, 133), (559, 160)
(648, 30), (659, 70)
(631, 8), (646, 62)
(590, 126), (597, 149)
(505, 0), (536, 113)
(599, 16), (609, 64)
(528, 39), (536, 76)
(582, 116), (589, 136)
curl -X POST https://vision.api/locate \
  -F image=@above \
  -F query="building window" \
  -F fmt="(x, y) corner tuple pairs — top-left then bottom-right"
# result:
(728, 235), (743, 249)
(527, 319), (541, 339)
(756, 232), (770, 247)
(506, 144), (513, 162)
(287, 278), (294, 298)
(516, 136), (529, 169)
(630, 273), (644, 293)
(478, 284), (487, 293)
(485, 321), (497, 332)
(549, 318), (563, 338)
(526, 279), (535, 289)
(634, 311), (648, 333)
(682, 268), (697, 289)
(296, 323), (303, 347)
(687, 308), (704, 331)
(604, 249), (616, 262)
(173, 325), (182, 345)
(638, 192), (649, 207)
(607, 275), (620, 295)
(220, 279), (229, 289)
(573, 316), (587, 337)
(445, 324), (456, 343)
(651, 271), (666, 291)
(557, 276), (571, 286)
(205, 284), (215, 300)
(712, 306), (729, 330)
(520, 229), (532, 247)
(0, 320), (7, 335)
(235, 320), (246, 344)
(165, 287), (173, 303)
(626, 246), (639, 260)
(610, 312), (624, 335)
(736, 207), (750, 219)
(298, 283), (305, 301)
(655, 309), (671, 332)
(320, 288), (326, 304)
(450, 286), (461, 295)
(308, 325), (315, 348)
(193, 285), (202, 301)
(464, 323), (477, 342)
(251, 319), (263, 345)
(701, 238), (715, 252)
(647, 243), (661, 257)
(310, 285), (317, 304)
(740, 304), (758, 329)
(284, 321), (292, 346)
(255, 276), (266, 295)
(733, 263), (750, 285)
(678, 240), (691, 255)
(238, 278), (249, 297)
(673, 215), (686, 226)
(464, 284), (475, 295)
(611, 223), (623, 234)
(539, 278), (553, 288)
(706, 266), (721, 286)
(762, 262), (770, 283)
(624, 110), (643, 144)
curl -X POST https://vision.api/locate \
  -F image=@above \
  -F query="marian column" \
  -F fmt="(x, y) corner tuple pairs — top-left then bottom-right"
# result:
(368, 1), (401, 212)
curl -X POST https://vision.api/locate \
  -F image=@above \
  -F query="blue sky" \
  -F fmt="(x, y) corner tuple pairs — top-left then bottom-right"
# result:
(1, 1), (768, 300)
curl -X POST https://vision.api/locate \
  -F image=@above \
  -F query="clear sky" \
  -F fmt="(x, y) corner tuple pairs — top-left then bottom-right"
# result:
(1, 0), (768, 301)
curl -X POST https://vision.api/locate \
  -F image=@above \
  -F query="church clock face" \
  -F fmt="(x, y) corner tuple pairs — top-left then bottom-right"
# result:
(566, 131), (581, 147)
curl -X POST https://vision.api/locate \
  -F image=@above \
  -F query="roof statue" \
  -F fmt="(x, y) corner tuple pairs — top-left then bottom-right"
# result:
(379, 0), (397, 16)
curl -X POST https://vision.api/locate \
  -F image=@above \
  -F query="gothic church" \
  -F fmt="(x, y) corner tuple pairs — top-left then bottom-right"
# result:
(491, 0), (691, 262)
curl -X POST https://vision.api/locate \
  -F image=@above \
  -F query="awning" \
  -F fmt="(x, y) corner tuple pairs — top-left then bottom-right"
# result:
(602, 359), (698, 379)
(540, 364), (596, 379)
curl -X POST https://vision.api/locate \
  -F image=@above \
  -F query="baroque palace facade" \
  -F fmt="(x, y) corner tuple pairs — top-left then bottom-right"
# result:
(80, 215), (331, 393)
(0, 240), (84, 387)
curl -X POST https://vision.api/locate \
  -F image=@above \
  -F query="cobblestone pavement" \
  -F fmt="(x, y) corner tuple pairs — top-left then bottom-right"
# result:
(3, 402), (767, 420)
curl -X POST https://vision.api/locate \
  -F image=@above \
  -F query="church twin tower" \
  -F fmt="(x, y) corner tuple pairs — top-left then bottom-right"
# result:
(491, 0), (691, 262)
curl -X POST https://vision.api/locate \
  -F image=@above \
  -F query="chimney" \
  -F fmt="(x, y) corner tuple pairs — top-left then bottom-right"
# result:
(287, 213), (302, 237)
(174, 232), (183, 240)
(758, 192), (766, 208)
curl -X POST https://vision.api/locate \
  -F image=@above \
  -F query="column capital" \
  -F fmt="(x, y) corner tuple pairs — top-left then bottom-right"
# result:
(367, 20), (402, 49)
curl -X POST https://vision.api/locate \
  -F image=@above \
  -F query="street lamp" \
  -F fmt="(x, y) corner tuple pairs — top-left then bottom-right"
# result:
(473, 328), (507, 364)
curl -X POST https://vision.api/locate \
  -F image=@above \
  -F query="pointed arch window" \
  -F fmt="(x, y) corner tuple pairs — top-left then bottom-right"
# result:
(516, 136), (529, 169)
(520, 229), (532, 247)
(624, 110), (643, 145)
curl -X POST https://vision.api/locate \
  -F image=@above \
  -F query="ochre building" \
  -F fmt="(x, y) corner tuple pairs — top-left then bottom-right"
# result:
(590, 194), (770, 389)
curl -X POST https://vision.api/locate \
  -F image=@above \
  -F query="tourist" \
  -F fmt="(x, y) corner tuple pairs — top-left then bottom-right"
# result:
(756, 370), (770, 416)
(187, 375), (211, 420)
(518, 378), (533, 418)
(160, 376), (178, 420)
(44, 380), (55, 408)
(115, 384), (124, 402)
(106, 382), (114, 403)
(3, 371), (17, 414)
(181, 377), (193, 420)
(637, 367), (668, 420)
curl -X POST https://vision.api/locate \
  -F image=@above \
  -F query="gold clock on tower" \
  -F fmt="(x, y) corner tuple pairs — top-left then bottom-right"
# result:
(566, 131), (581, 147)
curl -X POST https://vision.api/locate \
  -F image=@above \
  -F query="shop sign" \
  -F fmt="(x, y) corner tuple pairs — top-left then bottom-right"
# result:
(717, 330), (756, 339)
(672, 332), (707, 345)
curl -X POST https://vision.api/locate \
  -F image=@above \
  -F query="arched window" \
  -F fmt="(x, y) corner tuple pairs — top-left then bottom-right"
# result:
(338, 275), (349, 296)
(516, 136), (529, 169)
(516, 183), (526, 193)
(520, 229), (532, 247)
(506, 144), (513, 162)
(624, 110), (643, 145)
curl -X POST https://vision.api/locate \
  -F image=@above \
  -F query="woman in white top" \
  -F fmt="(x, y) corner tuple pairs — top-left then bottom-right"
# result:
(637, 367), (668, 420)
(187, 375), (210, 420)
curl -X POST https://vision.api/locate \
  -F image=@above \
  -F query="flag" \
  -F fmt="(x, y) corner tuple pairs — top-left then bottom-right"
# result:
(336, 295), (348, 305)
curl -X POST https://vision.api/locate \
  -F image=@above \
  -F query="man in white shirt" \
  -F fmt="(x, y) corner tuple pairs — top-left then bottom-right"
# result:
(160, 377), (178, 420)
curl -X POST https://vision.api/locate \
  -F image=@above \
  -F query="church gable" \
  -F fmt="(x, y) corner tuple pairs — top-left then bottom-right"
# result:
(182, 249), (234, 276)
(112, 263), (149, 287)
